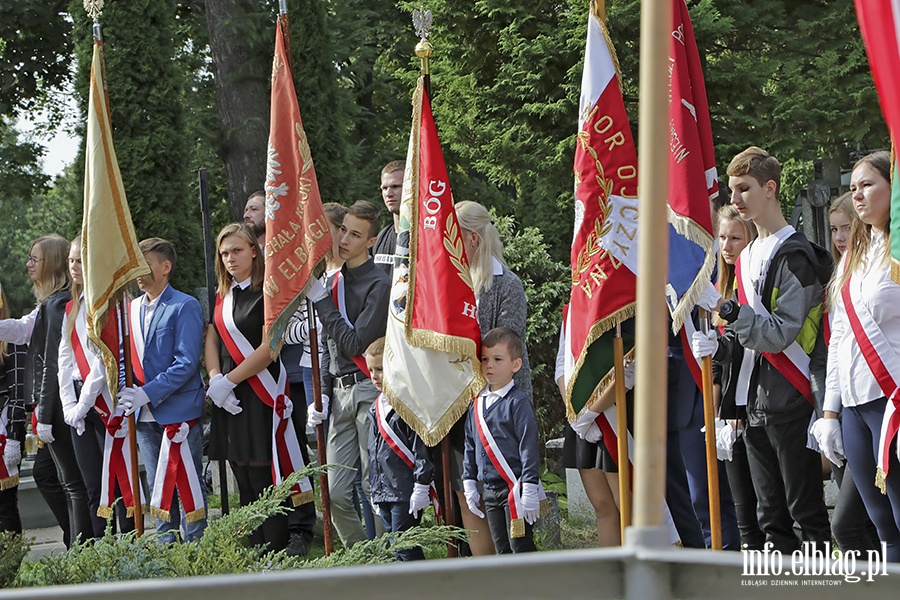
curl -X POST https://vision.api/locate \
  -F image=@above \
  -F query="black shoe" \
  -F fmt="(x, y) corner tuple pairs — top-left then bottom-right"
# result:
(286, 532), (311, 557)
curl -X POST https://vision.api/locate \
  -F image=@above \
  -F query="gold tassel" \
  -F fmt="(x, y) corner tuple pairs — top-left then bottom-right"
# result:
(892, 258), (900, 286)
(510, 517), (525, 539)
(539, 498), (550, 517)
(291, 490), (315, 507)
(0, 474), (19, 490)
(876, 467), (888, 495)
(185, 507), (206, 523)
(96, 505), (113, 519)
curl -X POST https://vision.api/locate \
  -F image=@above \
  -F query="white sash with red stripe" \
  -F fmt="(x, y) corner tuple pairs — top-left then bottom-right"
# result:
(735, 249), (818, 450)
(331, 273), (371, 378)
(215, 291), (313, 506)
(680, 318), (703, 391)
(129, 298), (147, 387)
(0, 408), (18, 490)
(841, 274), (900, 490)
(150, 419), (205, 523)
(374, 394), (442, 521)
(69, 301), (142, 517)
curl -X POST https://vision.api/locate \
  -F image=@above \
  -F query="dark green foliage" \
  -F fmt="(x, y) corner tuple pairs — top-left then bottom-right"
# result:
(0, 532), (29, 588)
(12, 467), (466, 587)
(0, 2), (73, 117)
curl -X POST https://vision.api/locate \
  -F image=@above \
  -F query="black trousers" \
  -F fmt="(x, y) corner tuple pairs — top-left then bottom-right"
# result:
(724, 433), (765, 550)
(232, 463), (289, 551)
(45, 416), (94, 546)
(32, 445), (70, 547)
(482, 486), (536, 554)
(288, 382), (316, 542)
(0, 483), (20, 534)
(744, 414), (831, 552)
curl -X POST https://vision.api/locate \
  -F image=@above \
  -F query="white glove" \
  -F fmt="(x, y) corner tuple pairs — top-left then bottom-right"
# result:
(521, 482), (541, 525)
(623, 358), (636, 391)
(74, 418), (86, 437)
(462, 479), (485, 519)
(371, 500), (382, 517)
(691, 330), (718, 360)
(307, 395), (330, 428)
(36, 423), (55, 444)
(66, 399), (93, 431)
(221, 391), (243, 416)
(306, 279), (328, 303)
(409, 482), (431, 517)
(207, 373), (237, 407)
(713, 419), (735, 461)
(811, 418), (845, 467)
(696, 281), (723, 311)
(3, 439), (21, 467)
(119, 386), (151, 417)
(571, 410), (602, 443)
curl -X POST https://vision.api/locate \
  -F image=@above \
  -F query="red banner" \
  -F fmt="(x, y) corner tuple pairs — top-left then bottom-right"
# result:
(263, 20), (332, 355)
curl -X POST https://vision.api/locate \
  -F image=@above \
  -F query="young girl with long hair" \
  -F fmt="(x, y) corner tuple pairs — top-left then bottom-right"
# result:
(816, 151), (899, 560)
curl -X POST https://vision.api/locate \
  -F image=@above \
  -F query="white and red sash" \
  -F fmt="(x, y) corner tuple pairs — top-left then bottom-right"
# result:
(128, 298), (147, 387)
(841, 275), (900, 490)
(374, 394), (442, 521)
(679, 318), (704, 391)
(0, 408), (18, 490)
(331, 273), (371, 378)
(734, 255), (814, 407)
(214, 291), (314, 506)
(150, 419), (205, 523)
(68, 301), (142, 517)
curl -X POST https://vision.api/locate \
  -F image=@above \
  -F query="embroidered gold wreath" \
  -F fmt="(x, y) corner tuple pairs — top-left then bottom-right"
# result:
(295, 123), (313, 175)
(572, 131), (616, 285)
(444, 214), (475, 290)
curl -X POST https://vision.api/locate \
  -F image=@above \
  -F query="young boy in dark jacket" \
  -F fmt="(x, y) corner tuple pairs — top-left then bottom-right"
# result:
(366, 337), (433, 561)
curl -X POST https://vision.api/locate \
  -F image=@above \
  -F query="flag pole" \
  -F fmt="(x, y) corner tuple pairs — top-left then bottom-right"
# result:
(308, 300), (335, 555)
(198, 168), (230, 515)
(88, 14), (146, 538)
(613, 321), (631, 541)
(276, 0), (333, 555)
(412, 7), (457, 557)
(699, 308), (722, 549)
(630, 0), (672, 554)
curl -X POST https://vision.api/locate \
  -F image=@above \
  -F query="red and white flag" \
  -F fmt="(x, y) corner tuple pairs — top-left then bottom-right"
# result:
(263, 20), (332, 356)
(665, 0), (718, 331)
(383, 77), (484, 446)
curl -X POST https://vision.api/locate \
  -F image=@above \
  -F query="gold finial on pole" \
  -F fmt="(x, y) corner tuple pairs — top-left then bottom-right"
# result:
(412, 7), (433, 76)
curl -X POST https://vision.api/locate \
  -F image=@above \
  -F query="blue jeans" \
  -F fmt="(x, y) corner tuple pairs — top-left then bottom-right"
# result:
(137, 421), (208, 542)
(377, 501), (424, 561)
(843, 398), (900, 562)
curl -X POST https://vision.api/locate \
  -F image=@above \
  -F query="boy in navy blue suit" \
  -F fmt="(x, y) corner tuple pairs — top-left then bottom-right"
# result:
(463, 327), (541, 554)
(366, 337), (433, 560)
(119, 238), (207, 542)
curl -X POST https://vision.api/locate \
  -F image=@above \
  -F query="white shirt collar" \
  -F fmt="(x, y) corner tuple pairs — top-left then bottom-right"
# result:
(491, 256), (504, 276)
(231, 277), (252, 290)
(480, 379), (516, 401)
(141, 286), (167, 309)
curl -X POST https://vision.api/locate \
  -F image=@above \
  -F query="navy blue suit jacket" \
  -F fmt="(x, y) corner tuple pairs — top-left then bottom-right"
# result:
(133, 285), (205, 425)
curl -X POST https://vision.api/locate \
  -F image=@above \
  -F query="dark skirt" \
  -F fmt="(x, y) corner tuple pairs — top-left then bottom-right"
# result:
(562, 425), (618, 473)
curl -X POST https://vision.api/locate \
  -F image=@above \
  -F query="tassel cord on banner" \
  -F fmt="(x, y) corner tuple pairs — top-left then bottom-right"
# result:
(120, 291), (144, 536)
(699, 309), (722, 550)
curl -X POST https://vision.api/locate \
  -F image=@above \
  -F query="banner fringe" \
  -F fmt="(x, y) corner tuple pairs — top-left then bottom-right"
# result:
(564, 303), (635, 422)
(291, 490), (315, 507)
(0, 474), (19, 490)
(667, 207), (716, 334)
(185, 507), (206, 523)
(510, 517), (525, 539)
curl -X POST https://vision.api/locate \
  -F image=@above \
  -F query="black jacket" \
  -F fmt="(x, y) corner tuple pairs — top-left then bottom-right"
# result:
(26, 289), (71, 426)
